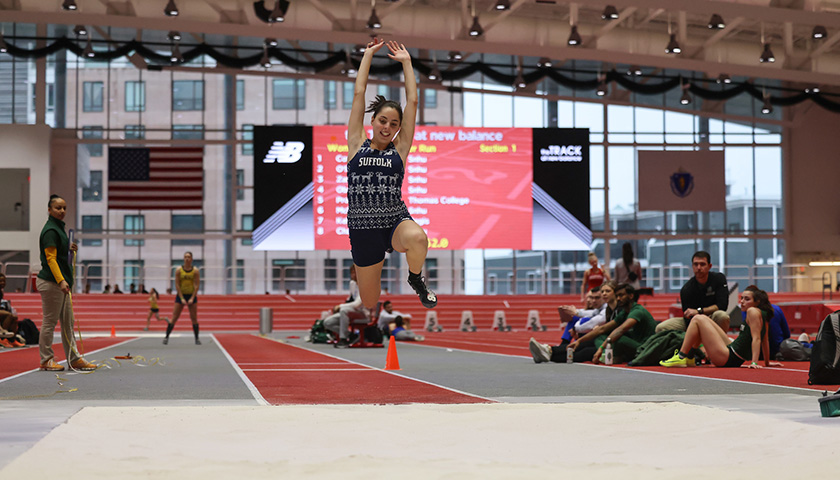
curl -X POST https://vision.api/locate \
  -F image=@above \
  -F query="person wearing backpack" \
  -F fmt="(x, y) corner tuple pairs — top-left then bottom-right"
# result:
(808, 311), (840, 385)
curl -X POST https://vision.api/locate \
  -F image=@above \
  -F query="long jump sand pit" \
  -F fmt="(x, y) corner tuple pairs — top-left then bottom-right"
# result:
(1, 402), (836, 479)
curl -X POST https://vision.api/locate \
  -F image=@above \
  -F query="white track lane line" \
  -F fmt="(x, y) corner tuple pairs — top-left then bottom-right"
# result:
(0, 337), (140, 384)
(211, 333), (269, 406)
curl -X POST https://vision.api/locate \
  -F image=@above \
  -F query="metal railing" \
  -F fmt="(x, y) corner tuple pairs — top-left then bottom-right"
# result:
(2, 260), (836, 296)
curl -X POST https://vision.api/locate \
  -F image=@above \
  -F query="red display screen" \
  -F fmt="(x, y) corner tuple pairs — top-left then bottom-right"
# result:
(312, 126), (533, 250)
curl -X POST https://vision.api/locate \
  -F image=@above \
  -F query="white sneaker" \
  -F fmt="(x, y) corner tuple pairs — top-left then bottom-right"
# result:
(529, 337), (552, 363)
(798, 332), (810, 343)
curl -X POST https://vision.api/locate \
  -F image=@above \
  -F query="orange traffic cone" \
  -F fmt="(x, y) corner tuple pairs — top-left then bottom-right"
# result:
(385, 338), (401, 370)
(110, 325), (116, 338)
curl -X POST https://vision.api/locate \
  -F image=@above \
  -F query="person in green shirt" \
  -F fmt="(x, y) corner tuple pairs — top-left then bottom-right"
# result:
(36, 194), (96, 372)
(589, 283), (658, 364)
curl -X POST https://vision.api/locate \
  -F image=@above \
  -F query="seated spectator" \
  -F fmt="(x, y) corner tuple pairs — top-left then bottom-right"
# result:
(530, 281), (618, 363)
(661, 285), (782, 369)
(113, 284), (124, 294)
(557, 287), (608, 343)
(323, 265), (368, 348)
(0, 273), (24, 348)
(743, 303), (789, 359)
(103, 284), (111, 294)
(139, 283), (149, 294)
(655, 251), (730, 333)
(583, 283), (657, 365)
(129, 283), (137, 294)
(377, 300), (413, 332)
(390, 316), (424, 342)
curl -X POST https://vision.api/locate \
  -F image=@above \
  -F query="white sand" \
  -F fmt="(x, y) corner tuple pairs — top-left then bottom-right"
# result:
(1, 402), (836, 479)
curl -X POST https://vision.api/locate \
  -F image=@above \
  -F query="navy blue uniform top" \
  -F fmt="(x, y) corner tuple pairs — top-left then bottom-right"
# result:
(347, 139), (410, 230)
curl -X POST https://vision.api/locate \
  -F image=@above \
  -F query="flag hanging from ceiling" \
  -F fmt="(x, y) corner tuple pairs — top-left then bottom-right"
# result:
(637, 150), (726, 212)
(108, 147), (204, 210)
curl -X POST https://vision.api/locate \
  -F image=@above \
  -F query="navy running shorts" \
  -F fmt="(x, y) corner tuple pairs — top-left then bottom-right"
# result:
(349, 219), (411, 267)
(175, 294), (196, 305)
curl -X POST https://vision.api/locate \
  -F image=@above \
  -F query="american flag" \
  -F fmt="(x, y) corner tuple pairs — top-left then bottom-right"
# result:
(108, 147), (204, 210)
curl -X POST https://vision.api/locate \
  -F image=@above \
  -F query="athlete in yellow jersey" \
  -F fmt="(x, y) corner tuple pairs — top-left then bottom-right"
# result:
(144, 287), (168, 331)
(163, 252), (201, 345)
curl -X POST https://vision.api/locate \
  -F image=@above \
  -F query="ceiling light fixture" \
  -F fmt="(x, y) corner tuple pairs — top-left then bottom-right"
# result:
(341, 55), (357, 76)
(164, 0), (179, 16)
(812, 25), (827, 40)
(73, 25), (87, 37)
(680, 84), (692, 105)
(708, 14), (725, 29)
(261, 46), (272, 68)
(596, 77), (608, 96)
(170, 42), (183, 63)
(0, 33), (7, 54)
(602, 5), (619, 20)
(448, 50), (462, 61)
(495, 0), (511, 10)
(761, 93), (773, 114)
(167, 31), (181, 42)
(537, 57), (552, 68)
(568, 25), (582, 46)
(665, 33), (681, 54)
(62, 0), (78, 11)
(469, 1), (483, 37)
(265, 38), (278, 47)
(269, 0), (287, 23)
(367, 9), (382, 29)
(760, 43), (775, 63)
(428, 62), (441, 81)
(717, 73), (731, 84)
(627, 65), (642, 76)
(83, 37), (95, 58)
(514, 69), (527, 89)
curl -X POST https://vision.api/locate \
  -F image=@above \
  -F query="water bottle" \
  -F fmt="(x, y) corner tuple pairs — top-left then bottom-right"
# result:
(604, 341), (614, 365)
(566, 346), (574, 364)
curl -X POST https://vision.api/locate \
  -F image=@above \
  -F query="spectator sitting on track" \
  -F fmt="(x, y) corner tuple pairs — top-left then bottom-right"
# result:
(390, 316), (424, 342)
(377, 300), (413, 333)
(661, 285), (783, 369)
(0, 273), (25, 348)
(583, 283), (657, 365)
(655, 250), (730, 333)
(746, 303), (789, 359)
(529, 281), (618, 364)
(557, 287), (608, 343)
(323, 265), (369, 348)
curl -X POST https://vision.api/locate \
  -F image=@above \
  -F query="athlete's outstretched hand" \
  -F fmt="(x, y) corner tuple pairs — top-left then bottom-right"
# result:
(386, 40), (411, 63)
(365, 37), (385, 56)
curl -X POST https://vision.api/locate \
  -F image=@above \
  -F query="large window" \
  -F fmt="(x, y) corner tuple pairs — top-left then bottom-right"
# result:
(123, 260), (144, 292)
(125, 81), (145, 112)
(81, 260), (103, 293)
(82, 170), (102, 202)
(83, 81), (103, 112)
(424, 89), (437, 108)
(236, 170), (245, 201)
(82, 126), (103, 157)
(173, 80), (204, 111)
(172, 214), (204, 246)
(81, 215), (102, 246)
(272, 259), (305, 292)
(125, 124), (145, 139)
(272, 79), (305, 110)
(124, 215), (145, 247)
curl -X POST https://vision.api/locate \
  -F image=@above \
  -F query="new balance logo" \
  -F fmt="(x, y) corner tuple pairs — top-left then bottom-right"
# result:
(263, 141), (305, 163)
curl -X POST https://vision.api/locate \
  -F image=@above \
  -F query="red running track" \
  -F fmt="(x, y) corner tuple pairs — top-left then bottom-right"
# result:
(214, 334), (491, 405)
(0, 337), (133, 380)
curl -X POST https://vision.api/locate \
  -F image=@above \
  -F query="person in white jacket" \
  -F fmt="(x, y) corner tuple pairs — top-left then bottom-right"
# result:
(323, 265), (369, 347)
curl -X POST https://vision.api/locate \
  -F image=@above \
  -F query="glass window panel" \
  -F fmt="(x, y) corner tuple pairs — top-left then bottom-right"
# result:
(342, 82), (354, 109)
(241, 214), (253, 246)
(236, 169), (245, 201)
(634, 106), (664, 133)
(324, 81), (337, 110)
(172, 125), (204, 140)
(590, 145), (605, 188)
(81, 215), (102, 246)
(424, 89), (437, 109)
(125, 124), (145, 139)
(123, 260), (144, 292)
(82, 126), (103, 157)
(755, 146), (782, 203)
(124, 215), (145, 246)
(272, 79), (305, 110)
(241, 124), (253, 155)
(272, 258), (305, 292)
(236, 79), (245, 111)
(513, 96), (543, 127)
(82, 170), (103, 202)
(556, 100), (574, 128)
(125, 80), (145, 112)
(608, 133), (634, 143)
(172, 80), (204, 111)
(172, 214), (204, 246)
(725, 147), (754, 202)
(607, 146), (635, 214)
(607, 104), (633, 133)
(574, 102), (603, 132)
(83, 81), (103, 112)
(81, 260), (103, 293)
(482, 91), (513, 128)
